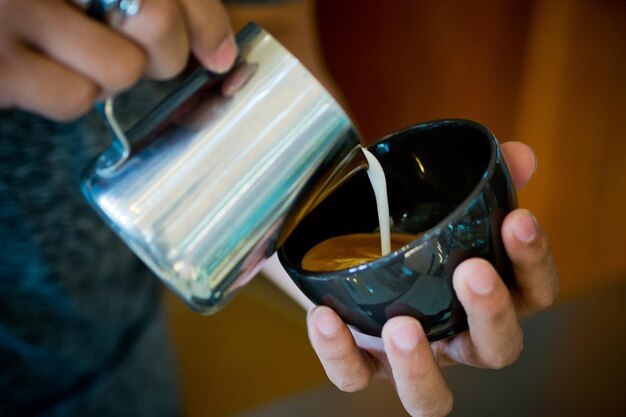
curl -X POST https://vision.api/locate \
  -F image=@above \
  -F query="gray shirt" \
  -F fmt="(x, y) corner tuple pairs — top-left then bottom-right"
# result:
(0, 2), (293, 415)
(0, 80), (180, 417)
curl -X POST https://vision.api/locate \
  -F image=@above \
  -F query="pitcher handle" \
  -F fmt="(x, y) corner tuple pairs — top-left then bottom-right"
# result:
(94, 98), (131, 175)
(86, 0), (136, 175)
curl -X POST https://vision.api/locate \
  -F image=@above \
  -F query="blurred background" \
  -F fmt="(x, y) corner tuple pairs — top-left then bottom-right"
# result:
(164, 0), (626, 416)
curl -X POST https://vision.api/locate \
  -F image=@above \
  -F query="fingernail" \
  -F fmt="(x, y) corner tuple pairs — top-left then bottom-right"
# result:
(512, 210), (537, 243)
(388, 320), (420, 351)
(464, 261), (495, 295)
(312, 307), (341, 337)
(206, 35), (237, 73)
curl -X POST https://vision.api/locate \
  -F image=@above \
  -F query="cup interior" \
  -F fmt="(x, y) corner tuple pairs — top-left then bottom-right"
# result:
(280, 120), (494, 270)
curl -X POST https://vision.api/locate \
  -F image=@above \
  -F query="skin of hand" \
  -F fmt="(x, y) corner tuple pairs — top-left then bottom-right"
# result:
(237, 4), (560, 416)
(0, 0), (237, 120)
(305, 142), (560, 417)
(0, 0), (559, 414)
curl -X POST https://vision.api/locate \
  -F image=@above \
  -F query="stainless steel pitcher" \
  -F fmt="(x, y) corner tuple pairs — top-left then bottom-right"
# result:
(81, 22), (362, 313)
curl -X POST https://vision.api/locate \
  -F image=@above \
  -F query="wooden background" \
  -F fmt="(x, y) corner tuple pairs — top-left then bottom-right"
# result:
(316, 0), (626, 298)
(165, 1), (626, 416)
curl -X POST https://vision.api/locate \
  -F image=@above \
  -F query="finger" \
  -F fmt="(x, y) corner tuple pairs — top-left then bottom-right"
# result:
(118, 0), (191, 79)
(501, 141), (537, 190)
(502, 209), (560, 316)
(178, 0), (237, 73)
(382, 317), (453, 417)
(308, 306), (376, 392)
(15, 0), (145, 96)
(450, 258), (524, 369)
(2, 44), (98, 120)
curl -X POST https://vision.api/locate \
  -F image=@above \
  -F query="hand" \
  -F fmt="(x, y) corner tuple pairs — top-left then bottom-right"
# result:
(307, 141), (560, 417)
(0, 0), (237, 120)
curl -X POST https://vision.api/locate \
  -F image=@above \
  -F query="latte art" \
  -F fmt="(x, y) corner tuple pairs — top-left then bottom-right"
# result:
(301, 232), (418, 272)
(300, 147), (415, 272)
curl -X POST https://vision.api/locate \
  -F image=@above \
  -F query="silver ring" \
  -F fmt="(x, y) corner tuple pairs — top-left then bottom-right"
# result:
(118, 0), (141, 17)
(85, 0), (142, 25)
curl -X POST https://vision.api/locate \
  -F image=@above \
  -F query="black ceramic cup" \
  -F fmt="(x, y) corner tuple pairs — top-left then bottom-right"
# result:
(277, 119), (518, 341)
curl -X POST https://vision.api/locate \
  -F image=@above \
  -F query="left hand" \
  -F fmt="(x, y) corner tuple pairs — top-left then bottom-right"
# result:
(0, 0), (236, 120)
(307, 141), (560, 417)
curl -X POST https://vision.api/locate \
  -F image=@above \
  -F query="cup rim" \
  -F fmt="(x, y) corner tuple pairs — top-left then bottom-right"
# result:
(280, 118), (503, 278)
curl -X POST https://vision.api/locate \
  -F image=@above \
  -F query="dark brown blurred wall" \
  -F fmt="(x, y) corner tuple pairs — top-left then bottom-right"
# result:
(316, 0), (626, 298)
(166, 2), (626, 416)
(317, 0), (532, 141)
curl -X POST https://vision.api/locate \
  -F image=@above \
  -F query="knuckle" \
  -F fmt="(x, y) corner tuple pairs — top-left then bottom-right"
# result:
(531, 247), (560, 312)
(142, 0), (180, 46)
(136, 0), (188, 80)
(534, 291), (557, 311)
(486, 352), (516, 370)
(546, 266), (561, 303)
(107, 48), (146, 90)
(412, 392), (454, 417)
(439, 392), (455, 416)
(198, 25), (230, 53)
(531, 230), (554, 266)
(485, 335), (524, 370)
(317, 342), (351, 364)
(317, 345), (372, 394)
(56, 83), (98, 120)
(528, 278), (559, 311)
(153, 52), (188, 80)
(400, 366), (431, 384)
(332, 372), (370, 393)
(480, 299), (511, 328)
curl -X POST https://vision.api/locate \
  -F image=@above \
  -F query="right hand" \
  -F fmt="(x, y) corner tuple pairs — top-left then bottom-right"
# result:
(307, 142), (559, 417)
(0, 0), (237, 120)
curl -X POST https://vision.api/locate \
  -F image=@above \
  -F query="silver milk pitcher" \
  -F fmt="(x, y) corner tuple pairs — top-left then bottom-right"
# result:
(81, 22), (362, 313)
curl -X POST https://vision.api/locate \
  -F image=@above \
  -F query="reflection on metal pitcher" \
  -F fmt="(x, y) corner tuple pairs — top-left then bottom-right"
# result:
(81, 23), (362, 313)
